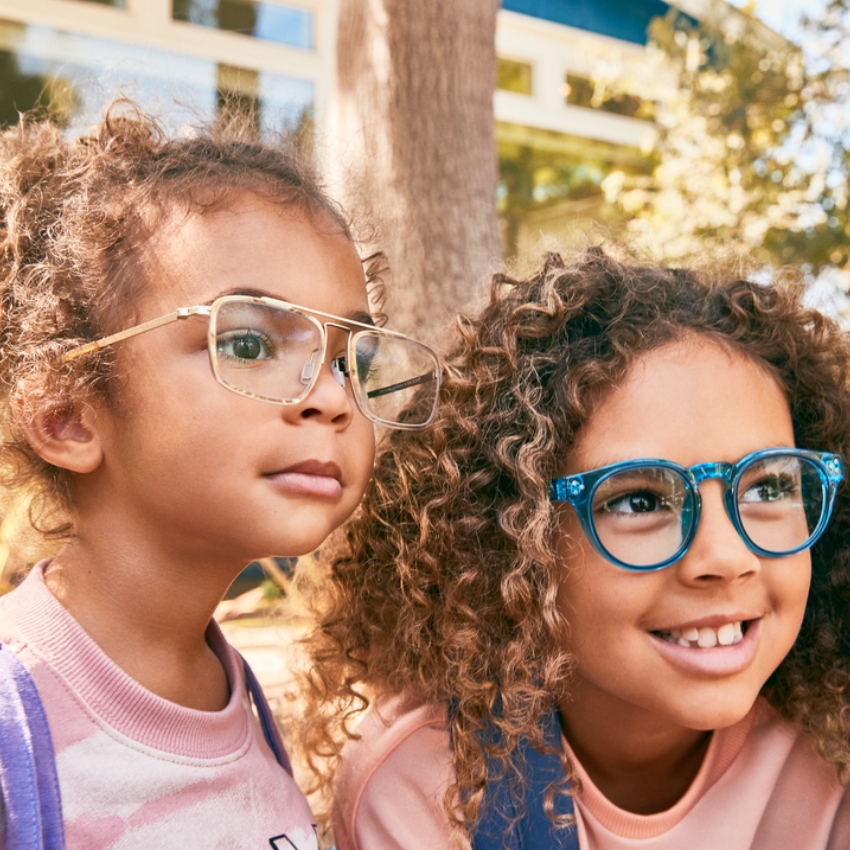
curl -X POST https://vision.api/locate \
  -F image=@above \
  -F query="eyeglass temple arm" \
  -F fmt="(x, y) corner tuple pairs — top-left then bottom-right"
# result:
(61, 306), (212, 363)
(365, 371), (437, 399)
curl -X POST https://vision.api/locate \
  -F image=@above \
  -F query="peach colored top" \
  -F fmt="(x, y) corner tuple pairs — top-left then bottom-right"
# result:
(333, 692), (850, 850)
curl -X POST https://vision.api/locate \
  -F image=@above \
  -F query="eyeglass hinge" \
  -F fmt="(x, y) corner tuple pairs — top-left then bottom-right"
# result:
(550, 476), (584, 503)
(176, 306), (211, 319)
(825, 455), (845, 482)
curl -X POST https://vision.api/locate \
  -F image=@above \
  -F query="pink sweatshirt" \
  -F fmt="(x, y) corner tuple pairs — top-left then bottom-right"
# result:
(0, 562), (317, 850)
(334, 691), (850, 850)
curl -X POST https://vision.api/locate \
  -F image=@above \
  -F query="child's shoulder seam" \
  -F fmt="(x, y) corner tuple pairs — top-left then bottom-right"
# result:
(341, 696), (450, 824)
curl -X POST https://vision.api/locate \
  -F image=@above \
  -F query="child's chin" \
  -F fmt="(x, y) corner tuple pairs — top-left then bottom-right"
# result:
(672, 692), (761, 733)
(266, 536), (329, 560)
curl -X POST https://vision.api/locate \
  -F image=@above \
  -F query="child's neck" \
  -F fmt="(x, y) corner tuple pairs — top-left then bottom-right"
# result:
(558, 688), (712, 815)
(44, 528), (237, 713)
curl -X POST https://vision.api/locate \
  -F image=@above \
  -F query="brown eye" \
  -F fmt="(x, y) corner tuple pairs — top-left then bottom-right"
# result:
(232, 337), (263, 360)
(627, 493), (658, 513)
(601, 491), (664, 514)
(216, 330), (273, 362)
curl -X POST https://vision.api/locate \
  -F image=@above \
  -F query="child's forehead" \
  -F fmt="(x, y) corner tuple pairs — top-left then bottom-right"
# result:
(149, 190), (339, 247)
(596, 334), (782, 411)
(565, 336), (792, 472)
(136, 191), (366, 313)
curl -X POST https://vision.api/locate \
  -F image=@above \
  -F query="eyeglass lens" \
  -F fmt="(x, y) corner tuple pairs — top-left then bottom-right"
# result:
(212, 300), (437, 426)
(736, 455), (823, 552)
(350, 332), (438, 426)
(590, 454), (825, 568)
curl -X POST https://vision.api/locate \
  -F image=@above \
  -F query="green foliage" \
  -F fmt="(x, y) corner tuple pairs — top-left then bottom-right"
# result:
(795, 0), (850, 269)
(607, 8), (849, 275)
(260, 578), (284, 601)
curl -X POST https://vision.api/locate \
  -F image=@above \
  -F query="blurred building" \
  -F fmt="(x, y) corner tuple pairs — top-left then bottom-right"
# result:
(0, 0), (781, 257)
(497, 0), (670, 256)
(0, 0), (324, 134)
(494, 0), (785, 255)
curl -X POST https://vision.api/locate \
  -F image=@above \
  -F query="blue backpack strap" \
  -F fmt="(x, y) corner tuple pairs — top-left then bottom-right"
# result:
(239, 654), (293, 776)
(0, 644), (66, 850)
(452, 700), (579, 850)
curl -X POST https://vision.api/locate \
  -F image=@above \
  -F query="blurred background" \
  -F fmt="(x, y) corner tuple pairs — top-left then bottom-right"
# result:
(0, 0), (847, 638)
(1, 1), (846, 325)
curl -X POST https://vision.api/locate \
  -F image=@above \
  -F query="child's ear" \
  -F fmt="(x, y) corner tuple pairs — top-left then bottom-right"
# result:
(17, 404), (104, 474)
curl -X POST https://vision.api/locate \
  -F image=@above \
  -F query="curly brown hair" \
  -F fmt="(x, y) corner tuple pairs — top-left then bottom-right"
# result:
(0, 101), (381, 539)
(301, 248), (850, 838)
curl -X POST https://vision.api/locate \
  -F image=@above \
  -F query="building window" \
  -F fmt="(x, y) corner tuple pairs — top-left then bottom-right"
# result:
(0, 18), (314, 135)
(563, 74), (594, 108)
(172, 0), (314, 50)
(497, 57), (532, 96)
(496, 121), (654, 259)
(217, 64), (261, 135)
(563, 73), (654, 120)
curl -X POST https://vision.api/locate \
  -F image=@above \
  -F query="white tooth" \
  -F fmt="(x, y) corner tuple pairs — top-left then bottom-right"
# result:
(732, 631), (743, 645)
(683, 627), (700, 642)
(697, 627), (718, 648)
(717, 623), (735, 646)
(670, 629), (682, 640)
(733, 621), (743, 639)
(678, 637), (691, 647)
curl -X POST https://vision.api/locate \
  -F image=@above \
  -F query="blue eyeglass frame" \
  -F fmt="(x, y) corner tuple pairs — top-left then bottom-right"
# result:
(549, 447), (845, 572)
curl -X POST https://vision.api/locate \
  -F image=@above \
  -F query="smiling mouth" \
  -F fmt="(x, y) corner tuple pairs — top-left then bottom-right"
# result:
(653, 621), (749, 648)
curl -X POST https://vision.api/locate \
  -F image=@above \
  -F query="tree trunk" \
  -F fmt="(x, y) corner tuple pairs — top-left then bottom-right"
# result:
(326, 0), (502, 342)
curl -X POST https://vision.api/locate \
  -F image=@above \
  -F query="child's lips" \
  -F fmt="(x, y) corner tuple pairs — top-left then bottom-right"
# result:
(264, 460), (343, 498)
(648, 617), (762, 677)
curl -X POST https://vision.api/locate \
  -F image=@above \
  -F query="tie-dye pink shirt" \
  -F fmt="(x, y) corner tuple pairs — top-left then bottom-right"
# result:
(0, 562), (317, 850)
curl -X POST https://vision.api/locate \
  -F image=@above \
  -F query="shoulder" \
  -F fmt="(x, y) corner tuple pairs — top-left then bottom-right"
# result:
(0, 562), (48, 646)
(736, 699), (850, 849)
(743, 698), (839, 784)
(333, 693), (460, 850)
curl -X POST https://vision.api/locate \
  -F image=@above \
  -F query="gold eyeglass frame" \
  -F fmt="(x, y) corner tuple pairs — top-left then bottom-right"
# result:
(61, 294), (441, 430)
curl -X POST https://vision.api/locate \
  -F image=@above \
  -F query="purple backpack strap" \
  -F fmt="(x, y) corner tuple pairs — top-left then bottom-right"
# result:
(0, 644), (66, 850)
(239, 654), (293, 776)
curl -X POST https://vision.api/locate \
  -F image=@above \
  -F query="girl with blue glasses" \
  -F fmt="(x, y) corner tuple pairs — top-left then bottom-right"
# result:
(301, 249), (850, 850)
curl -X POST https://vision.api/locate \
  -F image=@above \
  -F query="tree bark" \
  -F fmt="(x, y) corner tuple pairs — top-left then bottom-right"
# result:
(326, 0), (502, 342)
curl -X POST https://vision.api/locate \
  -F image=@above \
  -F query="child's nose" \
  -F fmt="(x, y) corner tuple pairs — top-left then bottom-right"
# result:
(298, 361), (354, 425)
(292, 348), (356, 425)
(677, 481), (761, 585)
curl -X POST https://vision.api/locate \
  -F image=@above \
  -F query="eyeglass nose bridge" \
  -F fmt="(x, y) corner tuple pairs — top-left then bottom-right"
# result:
(688, 461), (735, 488)
(682, 461), (741, 546)
(325, 316), (355, 391)
(298, 319), (354, 391)
(299, 350), (349, 391)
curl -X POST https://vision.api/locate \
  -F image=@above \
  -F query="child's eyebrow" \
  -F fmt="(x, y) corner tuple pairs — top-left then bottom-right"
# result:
(207, 286), (280, 303)
(206, 287), (376, 326)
